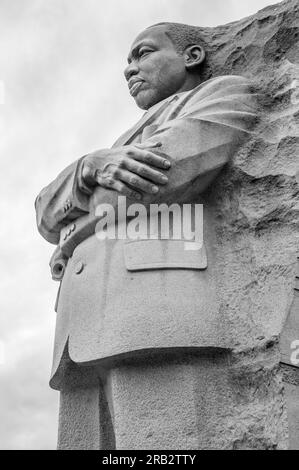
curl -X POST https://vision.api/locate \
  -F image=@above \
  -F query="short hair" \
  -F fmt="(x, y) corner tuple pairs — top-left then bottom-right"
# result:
(147, 22), (206, 54)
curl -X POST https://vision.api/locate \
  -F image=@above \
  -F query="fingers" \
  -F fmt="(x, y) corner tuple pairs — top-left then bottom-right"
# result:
(117, 169), (160, 195)
(136, 150), (171, 170)
(125, 158), (168, 185)
(112, 180), (143, 200)
(128, 146), (171, 170)
(86, 143), (171, 200)
(95, 171), (142, 200)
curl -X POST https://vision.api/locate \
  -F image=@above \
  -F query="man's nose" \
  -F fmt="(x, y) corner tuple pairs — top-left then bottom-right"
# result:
(124, 61), (139, 81)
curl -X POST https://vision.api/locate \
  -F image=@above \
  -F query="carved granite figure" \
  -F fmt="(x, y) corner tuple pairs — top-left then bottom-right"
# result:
(35, 14), (297, 449)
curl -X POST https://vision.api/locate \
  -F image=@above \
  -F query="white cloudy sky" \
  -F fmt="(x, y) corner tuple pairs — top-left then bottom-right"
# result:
(0, 0), (277, 450)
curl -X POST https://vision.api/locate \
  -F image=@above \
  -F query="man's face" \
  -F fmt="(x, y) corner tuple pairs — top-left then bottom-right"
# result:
(124, 26), (188, 110)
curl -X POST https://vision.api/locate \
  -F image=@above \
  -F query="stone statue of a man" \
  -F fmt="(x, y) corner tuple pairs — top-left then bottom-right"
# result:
(35, 22), (259, 449)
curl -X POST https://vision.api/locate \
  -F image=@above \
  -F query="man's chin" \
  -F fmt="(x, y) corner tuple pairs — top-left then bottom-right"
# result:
(134, 90), (159, 110)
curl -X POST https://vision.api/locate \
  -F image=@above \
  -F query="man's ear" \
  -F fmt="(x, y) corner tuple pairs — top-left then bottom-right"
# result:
(184, 45), (205, 70)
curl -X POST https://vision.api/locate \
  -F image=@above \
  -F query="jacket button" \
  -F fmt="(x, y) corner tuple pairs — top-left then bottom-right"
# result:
(71, 223), (76, 232)
(75, 261), (84, 274)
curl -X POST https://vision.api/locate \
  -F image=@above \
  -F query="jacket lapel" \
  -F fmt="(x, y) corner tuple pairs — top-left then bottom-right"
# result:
(112, 96), (176, 147)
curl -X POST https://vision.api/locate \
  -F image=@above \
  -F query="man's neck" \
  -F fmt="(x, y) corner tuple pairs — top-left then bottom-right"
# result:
(146, 76), (202, 113)
(176, 75), (202, 94)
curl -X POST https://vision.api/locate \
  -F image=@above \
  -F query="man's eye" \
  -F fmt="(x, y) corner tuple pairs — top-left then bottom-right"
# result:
(139, 49), (152, 58)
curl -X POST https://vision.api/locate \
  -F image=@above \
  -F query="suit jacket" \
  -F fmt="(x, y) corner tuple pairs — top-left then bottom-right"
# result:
(35, 75), (258, 389)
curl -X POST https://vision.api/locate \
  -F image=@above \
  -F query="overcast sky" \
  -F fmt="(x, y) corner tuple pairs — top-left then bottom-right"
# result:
(0, 0), (277, 450)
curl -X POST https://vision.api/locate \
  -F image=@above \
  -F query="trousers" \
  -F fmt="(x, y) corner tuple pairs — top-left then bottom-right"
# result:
(57, 349), (288, 450)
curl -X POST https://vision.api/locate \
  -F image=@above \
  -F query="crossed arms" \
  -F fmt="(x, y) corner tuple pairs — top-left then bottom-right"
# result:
(35, 75), (258, 247)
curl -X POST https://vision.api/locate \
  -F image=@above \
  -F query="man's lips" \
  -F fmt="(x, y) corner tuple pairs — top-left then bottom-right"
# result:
(128, 79), (145, 97)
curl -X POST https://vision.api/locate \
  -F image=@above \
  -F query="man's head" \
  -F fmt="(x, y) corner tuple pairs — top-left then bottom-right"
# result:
(124, 23), (206, 110)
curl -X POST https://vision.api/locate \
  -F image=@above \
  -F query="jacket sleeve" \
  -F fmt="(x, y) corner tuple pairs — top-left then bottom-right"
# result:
(38, 76), (258, 251)
(138, 75), (258, 204)
(35, 157), (90, 244)
(90, 75), (259, 210)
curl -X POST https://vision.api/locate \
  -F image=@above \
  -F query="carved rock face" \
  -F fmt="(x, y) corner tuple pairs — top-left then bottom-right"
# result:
(194, 0), (299, 449)
(193, 0), (299, 352)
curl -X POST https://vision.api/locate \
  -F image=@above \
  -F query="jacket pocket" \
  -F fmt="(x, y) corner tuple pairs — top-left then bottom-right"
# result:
(124, 239), (207, 271)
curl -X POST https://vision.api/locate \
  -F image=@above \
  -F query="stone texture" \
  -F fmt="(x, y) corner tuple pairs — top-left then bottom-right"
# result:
(284, 383), (299, 450)
(58, 386), (101, 450)
(281, 277), (299, 364)
(281, 363), (299, 449)
(195, 0), (299, 447)
(104, 350), (287, 450)
(58, 382), (115, 450)
(197, 0), (299, 351)
(58, 348), (288, 450)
